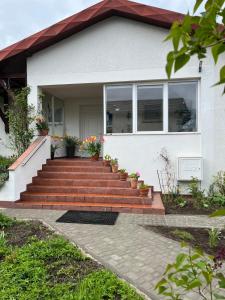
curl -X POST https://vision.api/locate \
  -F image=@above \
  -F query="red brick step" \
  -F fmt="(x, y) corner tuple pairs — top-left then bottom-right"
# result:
(20, 192), (150, 205)
(32, 177), (130, 188)
(27, 185), (139, 196)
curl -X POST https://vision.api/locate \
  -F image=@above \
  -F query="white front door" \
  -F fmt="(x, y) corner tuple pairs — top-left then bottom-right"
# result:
(79, 104), (103, 142)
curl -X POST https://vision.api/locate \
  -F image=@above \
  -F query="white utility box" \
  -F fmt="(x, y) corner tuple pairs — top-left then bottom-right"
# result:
(177, 157), (203, 181)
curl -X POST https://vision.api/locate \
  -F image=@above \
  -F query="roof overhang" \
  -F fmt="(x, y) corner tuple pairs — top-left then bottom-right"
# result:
(0, 0), (184, 80)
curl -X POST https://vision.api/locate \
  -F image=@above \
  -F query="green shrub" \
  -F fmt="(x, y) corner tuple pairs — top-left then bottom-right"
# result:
(0, 232), (11, 260)
(0, 213), (16, 229)
(75, 269), (143, 300)
(189, 177), (209, 209)
(0, 156), (16, 187)
(0, 234), (144, 300)
(172, 229), (195, 242)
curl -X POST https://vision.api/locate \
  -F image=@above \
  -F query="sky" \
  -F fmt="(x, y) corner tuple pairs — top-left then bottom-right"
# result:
(0, 0), (203, 50)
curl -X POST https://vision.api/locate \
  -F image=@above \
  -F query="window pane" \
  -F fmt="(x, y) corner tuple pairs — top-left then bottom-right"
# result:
(106, 85), (132, 133)
(42, 94), (52, 123)
(137, 85), (163, 131)
(168, 82), (197, 132)
(54, 98), (64, 123)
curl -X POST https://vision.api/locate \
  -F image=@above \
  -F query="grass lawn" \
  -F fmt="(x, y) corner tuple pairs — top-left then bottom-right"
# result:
(0, 213), (144, 300)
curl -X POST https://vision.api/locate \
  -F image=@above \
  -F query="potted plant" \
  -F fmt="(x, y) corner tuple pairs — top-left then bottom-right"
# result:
(119, 169), (128, 181)
(103, 154), (111, 167)
(139, 183), (150, 197)
(111, 158), (119, 173)
(129, 172), (141, 189)
(63, 135), (80, 158)
(81, 136), (103, 161)
(35, 115), (49, 136)
(51, 136), (62, 160)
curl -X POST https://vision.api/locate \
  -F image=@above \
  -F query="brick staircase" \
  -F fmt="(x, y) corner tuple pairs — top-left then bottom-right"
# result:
(16, 158), (165, 214)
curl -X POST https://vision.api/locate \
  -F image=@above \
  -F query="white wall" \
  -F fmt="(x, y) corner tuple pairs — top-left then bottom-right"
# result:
(103, 134), (201, 190)
(0, 136), (51, 201)
(26, 16), (224, 191)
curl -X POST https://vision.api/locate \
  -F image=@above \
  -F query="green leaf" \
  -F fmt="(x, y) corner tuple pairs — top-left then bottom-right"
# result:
(155, 278), (167, 290)
(193, 0), (204, 13)
(210, 209), (225, 217)
(166, 51), (175, 78)
(214, 293), (225, 299)
(212, 44), (225, 64)
(186, 279), (202, 290)
(174, 54), (190, 72)
(202, 271), (211, 284)
(176, 253), (187, 268)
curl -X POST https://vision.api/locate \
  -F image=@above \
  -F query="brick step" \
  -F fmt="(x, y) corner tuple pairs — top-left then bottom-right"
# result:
(38, 171), (120, 180)
(16, 200), (162, 214)
(20, 192), (151, 205)
(27, 185), (139, 196)
(32, 177), (131, 188)
(47, 159), (104, 167)
(42, 165), (111, 173)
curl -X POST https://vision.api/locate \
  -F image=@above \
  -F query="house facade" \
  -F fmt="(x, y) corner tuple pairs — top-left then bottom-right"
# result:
(0, 0), (225, 196)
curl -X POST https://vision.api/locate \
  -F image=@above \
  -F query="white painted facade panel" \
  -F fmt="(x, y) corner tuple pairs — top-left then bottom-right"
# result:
(22, 16), (225, 191)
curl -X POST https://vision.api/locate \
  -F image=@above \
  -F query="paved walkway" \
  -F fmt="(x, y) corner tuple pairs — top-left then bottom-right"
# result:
(2, 209), (225, 300)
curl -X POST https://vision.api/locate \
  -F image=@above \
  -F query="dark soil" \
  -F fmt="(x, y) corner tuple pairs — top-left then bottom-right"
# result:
(4, 220), (53, 247)
(165, 203), (215, 215)
(3, 220), (102, 285)
(47, 257), (102, 284)
(143, 225), (225, 255)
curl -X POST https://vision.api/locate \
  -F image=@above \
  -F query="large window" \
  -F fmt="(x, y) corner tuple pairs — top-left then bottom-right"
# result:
(137, 85), (163, 131)
(106, 85), (133, 134)
(104, 81), (198, 134)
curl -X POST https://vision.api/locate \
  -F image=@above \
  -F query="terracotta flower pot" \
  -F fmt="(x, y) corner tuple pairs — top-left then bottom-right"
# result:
(130, 178), (138, 189)
(112, 165), (118, 173)
(103, 160), (111, 167)
(139, 188), (149, 197)
(91, 153), (99, 161)
(38, 129), (49, 136)
(119, 172), (128, 181)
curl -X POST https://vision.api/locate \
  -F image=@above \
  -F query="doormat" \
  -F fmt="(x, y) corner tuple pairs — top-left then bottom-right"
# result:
(56, 211), (119, 225)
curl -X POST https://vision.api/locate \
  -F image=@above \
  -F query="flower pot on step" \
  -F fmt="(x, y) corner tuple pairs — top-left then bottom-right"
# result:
(66, 146), (75, 158)
(51, 152), (55, 160)
(112, 165), (118, 173)
(91, 153), (99, 161)
(103, 160), (111, 167)
(38, 129), (49, 136)
(139, 188), (149, 197)
(119, 172), (128, 181)
(130, 178), (138, 189)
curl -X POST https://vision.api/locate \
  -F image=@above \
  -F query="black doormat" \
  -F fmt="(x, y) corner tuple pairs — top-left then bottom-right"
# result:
(56, 211), (119, 225)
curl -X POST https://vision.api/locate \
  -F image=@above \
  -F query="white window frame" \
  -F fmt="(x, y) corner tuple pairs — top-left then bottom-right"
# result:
(103, 79), (199, 135)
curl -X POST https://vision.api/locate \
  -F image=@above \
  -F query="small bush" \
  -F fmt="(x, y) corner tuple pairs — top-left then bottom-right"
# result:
(0, 213), (16, 229)
(75, 269), (143, 300)
(0, 156), (16, 187)
(172, 229), (195, 242)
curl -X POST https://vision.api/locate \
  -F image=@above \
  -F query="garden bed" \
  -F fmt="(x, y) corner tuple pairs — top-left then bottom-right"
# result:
(0, 213), (144, 300)
(164, 201), (215, 215)
(143, 225), (225, 255)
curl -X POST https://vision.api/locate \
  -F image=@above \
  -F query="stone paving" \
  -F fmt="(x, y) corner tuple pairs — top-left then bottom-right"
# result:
(2, 208), (225, 300)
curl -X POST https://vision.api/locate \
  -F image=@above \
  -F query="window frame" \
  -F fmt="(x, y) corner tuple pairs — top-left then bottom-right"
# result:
(103, 80), (199, 135)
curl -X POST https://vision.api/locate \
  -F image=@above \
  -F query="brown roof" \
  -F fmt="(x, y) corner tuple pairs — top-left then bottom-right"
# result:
(0, 0), (184, 78)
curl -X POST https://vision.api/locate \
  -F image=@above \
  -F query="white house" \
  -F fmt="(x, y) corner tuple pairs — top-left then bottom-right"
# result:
(0, 0), (224, 207)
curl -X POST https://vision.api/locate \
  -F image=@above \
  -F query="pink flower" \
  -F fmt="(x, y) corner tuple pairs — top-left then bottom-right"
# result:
(136, 172), (141, 178)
